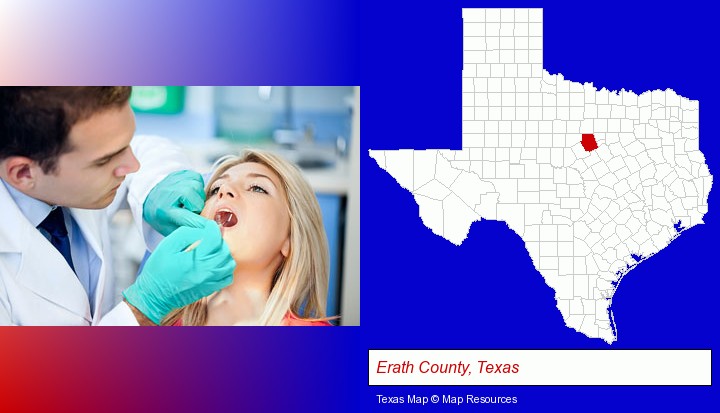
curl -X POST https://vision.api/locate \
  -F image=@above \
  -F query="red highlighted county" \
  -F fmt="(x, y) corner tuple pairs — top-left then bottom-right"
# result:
(581, 134), (598, 152)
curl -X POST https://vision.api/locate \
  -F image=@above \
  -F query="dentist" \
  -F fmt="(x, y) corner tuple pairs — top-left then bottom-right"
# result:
(0, 87), (235, 325)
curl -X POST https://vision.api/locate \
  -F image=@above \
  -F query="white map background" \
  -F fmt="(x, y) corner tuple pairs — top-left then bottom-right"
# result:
(369, 9), (712, 343)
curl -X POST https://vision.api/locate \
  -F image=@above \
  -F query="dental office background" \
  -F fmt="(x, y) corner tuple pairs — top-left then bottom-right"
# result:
(111, 86), (360, 325)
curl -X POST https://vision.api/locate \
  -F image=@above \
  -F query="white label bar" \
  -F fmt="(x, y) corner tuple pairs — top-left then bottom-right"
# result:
(369, 350), (711, 386)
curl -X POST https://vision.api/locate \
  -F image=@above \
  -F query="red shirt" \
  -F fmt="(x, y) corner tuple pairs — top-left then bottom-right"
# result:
(282, 312), (332, 326)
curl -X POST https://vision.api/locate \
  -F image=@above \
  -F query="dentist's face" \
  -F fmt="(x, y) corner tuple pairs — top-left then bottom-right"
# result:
(201, 162), (291, 274)
(33, 103), (140, 209)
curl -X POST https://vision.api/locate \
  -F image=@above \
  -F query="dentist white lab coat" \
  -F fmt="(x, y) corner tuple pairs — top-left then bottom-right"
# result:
(0, 135), (190, 325)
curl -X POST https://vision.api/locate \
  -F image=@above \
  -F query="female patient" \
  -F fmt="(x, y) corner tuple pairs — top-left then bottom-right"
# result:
(162, 149), (331, 326)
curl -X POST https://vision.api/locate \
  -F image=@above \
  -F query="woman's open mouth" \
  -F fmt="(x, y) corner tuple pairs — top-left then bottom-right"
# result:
(214, 208), (238, 228)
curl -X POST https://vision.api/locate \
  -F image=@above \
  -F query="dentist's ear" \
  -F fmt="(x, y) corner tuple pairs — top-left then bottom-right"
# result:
(2, 156), (38, 191)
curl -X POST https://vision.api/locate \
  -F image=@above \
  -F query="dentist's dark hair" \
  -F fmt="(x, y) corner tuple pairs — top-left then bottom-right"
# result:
(0, 87), (132, 174)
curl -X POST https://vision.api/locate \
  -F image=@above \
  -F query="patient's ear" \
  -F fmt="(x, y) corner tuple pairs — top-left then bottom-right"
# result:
(281, 238), (290, 258)
(2, 156), (38, 191)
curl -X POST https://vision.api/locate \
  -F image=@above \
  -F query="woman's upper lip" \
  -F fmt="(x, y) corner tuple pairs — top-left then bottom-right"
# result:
(213, 203), (236, 216)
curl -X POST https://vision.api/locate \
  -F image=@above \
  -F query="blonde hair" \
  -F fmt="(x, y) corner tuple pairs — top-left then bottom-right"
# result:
(162, 149), (330, 326)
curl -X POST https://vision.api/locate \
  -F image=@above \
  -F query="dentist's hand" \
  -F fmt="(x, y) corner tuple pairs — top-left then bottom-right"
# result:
(123, 219), (235, 324)
(143, 170), (207, 236)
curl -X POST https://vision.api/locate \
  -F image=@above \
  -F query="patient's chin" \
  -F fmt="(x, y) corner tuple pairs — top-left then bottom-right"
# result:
(223, 241), (241, 265)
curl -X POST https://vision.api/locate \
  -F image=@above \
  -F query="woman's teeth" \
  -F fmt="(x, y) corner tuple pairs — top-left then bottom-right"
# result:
(214, 210), (238, 228)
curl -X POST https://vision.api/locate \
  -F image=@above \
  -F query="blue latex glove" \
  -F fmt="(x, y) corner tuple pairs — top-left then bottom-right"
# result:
(123, 219), (236, 324)
(143, 170), (207, 236)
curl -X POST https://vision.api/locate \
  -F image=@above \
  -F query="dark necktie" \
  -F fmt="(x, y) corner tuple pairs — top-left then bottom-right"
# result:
(38, 207), (75, 273)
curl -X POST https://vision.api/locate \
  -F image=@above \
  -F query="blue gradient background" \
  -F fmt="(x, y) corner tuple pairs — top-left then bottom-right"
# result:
(1, 0), (718, 412)
(0, 0), (359, 84)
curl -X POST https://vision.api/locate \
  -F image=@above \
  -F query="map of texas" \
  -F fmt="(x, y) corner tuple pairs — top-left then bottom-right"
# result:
(369, 8), (713, 343)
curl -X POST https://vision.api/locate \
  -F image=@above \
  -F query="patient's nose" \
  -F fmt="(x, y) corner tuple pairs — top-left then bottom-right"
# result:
(218, 186), (235, 199)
